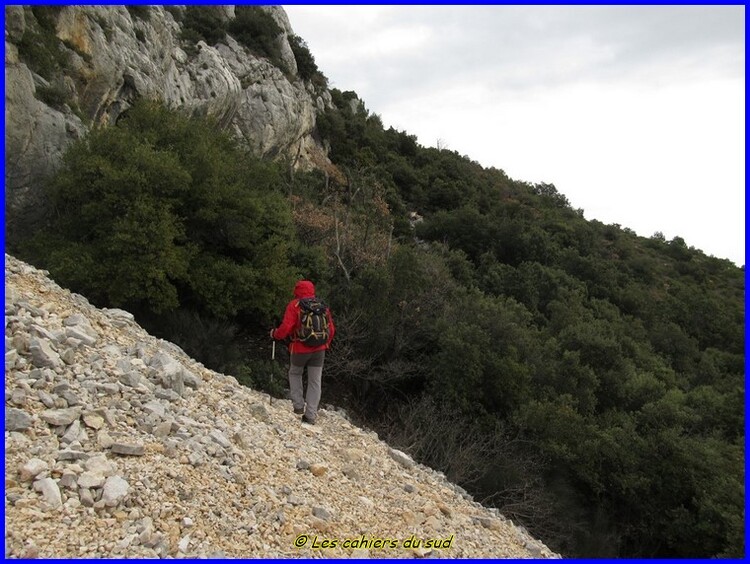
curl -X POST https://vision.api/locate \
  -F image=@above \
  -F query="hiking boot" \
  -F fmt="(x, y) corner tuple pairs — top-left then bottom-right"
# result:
(301, 414), (315, 425)
(293, 407), (304, 415)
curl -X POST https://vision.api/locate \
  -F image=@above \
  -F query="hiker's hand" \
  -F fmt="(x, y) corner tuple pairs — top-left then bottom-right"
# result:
(269, 328), (276, 339)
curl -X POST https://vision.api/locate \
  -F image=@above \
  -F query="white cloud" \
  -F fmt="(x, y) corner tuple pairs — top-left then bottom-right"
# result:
(340, 25), (433, 61)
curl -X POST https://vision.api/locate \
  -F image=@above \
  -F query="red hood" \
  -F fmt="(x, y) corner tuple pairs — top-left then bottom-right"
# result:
(293, 280), (315, 299)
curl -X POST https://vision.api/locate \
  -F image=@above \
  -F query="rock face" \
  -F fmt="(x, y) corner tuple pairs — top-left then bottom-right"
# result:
(4, 5), (333, 245)
(3, 253), (561, 559)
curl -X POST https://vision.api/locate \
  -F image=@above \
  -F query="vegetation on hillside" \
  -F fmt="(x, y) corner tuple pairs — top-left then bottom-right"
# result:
(309, 92), (744, 558)
(176, 5), (327, 88)
(14, 90), (743, 558)
(14, 6), (84, 116)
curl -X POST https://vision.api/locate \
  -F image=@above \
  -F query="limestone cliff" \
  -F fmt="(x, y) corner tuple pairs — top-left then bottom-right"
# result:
(4, 5), (332, 244)
(4, 254), (560, 559)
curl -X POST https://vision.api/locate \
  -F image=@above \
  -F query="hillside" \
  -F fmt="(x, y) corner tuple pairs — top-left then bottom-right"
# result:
(5, 5), (743, 558)
(4, 254), (558, 559)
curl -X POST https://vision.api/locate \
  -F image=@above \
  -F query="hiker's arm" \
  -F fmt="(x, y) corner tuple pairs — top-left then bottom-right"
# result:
(272, 301), (298, 340)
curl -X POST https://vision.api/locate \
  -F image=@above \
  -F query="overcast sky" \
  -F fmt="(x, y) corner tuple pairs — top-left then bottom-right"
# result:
(283, 5), (745, 266)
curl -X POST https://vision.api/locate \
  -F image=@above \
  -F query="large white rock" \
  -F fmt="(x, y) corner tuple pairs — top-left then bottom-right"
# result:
(20, 458), (49, 482)
(33, 477), (62, 509)
(28, 338), (62, 368)
(84, 455), (117, 477)
(39, 407), (81, 426)
(102, 475), (130, 506)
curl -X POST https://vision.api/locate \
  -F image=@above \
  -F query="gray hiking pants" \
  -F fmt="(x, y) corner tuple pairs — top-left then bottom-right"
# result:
(289, 350), (325, 422)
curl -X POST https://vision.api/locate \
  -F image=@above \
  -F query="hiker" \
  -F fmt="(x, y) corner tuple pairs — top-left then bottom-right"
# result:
(270, 280), (335, 425)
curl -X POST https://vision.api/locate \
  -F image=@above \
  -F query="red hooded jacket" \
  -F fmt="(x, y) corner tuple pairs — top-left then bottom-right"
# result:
(271, 280), (335, 354)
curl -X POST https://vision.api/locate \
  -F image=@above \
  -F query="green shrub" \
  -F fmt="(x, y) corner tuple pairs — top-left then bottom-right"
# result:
(164, 6), (183, 23)
(288, 34), (327, 87)
(234, 361), (286, 398)
(30, 6), (63, 31)
(228, 6), (284, 69)
(17, 8), (71, 81)
(126, 5), (151, 22)
(139, 309), (245, 375)
(24, 100), (297, 319)
(181, 6), (226, 46)
(35, 82), (69, 110)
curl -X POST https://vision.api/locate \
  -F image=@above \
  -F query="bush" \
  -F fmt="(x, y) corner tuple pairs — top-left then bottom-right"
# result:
(17, 8), (71, 81)
(234, 360), (286, 397)
(23, 100), (297, 320)
(126, 5), (151, 22)
(138, 309), (246, 375)
(228, 6), (284, 69)
(181, 6), (226, 46)
(288, 34), (327, 88)
(30, 6), (63, 31)
(164, 6), (183, 23)
(35, 83), (69, 110)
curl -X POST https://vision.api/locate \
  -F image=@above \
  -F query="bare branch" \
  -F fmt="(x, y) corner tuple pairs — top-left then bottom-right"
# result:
(333, 213), (351, 283)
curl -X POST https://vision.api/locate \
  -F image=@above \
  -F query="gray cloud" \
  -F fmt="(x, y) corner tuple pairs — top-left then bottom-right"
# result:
(288, 5), (744, 105)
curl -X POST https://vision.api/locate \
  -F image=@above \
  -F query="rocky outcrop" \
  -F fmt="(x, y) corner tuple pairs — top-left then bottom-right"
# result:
(4, 253), (560, 559)
(4, 37), (87, 236)
(4, 5), (333, 245)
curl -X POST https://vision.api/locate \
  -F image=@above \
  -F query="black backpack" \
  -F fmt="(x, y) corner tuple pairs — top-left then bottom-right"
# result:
(296, 297), (330, 346)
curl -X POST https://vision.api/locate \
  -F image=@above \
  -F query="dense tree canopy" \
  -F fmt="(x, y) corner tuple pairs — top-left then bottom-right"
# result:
(23, 100), (297, 321)
(304, 89), (745, 558)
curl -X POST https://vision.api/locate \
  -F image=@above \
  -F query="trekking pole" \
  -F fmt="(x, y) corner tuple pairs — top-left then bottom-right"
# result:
(269, 339), (277, 406)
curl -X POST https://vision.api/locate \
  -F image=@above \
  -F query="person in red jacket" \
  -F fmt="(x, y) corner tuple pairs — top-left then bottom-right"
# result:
(270, 280), (335, 425)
